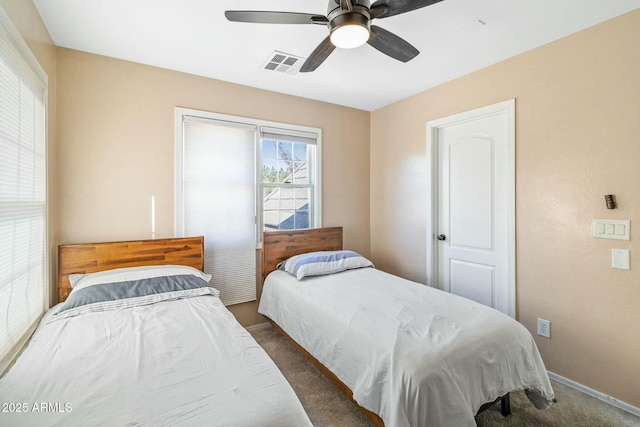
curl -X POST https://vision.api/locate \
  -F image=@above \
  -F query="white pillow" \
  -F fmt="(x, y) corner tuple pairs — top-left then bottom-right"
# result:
(69, 265), (211, 290)
(278, 250), (374, 280)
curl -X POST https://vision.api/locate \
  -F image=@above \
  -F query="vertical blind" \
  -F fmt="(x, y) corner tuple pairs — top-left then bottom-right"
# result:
(0, 8), (47, 374)
(180, 117), (257, 306)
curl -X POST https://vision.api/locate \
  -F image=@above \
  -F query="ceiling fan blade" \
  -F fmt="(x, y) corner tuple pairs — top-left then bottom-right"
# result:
(300, 36), (336, 72)
(368, 25), (419, 62)
(225, 11), (328, 25)
(370, 0), (444, 19)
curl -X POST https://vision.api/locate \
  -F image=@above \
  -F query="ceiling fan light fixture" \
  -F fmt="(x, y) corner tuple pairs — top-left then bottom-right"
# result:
(330, 24), (369, 49)
(329, 12), (370, 49)
(226, 0), (433, 72)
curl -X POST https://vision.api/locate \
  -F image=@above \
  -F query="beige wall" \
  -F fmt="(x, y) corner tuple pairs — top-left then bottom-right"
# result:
(370, 9), (640, 407)
(0, 0), (58, 305)
(55, 48), (370, 325)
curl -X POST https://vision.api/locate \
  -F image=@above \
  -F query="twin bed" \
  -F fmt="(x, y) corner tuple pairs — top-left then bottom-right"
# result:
(0, 237), (312, 427)
(0, 229), (554, 427)
(259, 227), (555, 426)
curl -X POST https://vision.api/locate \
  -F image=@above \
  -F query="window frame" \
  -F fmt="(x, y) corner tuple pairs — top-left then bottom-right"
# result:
(174, 108), (322, 248)
(0, 6), (49, 375)
(260, 127), (318, 232)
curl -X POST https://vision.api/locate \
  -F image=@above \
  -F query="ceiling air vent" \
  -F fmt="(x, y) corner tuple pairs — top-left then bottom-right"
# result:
(262, 51), (305, 75)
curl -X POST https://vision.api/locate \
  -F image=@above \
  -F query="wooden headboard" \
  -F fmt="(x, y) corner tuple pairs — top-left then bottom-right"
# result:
(57, 236), (204, 303)
(262, 227), (343, 284)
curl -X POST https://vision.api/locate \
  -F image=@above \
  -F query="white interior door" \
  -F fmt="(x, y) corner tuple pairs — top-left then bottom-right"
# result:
(426, 100), (515, 317)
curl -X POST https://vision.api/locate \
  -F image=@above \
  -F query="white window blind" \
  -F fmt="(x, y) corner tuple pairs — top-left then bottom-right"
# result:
(178, 116), (257, 306)
(0, 7), (47, 374)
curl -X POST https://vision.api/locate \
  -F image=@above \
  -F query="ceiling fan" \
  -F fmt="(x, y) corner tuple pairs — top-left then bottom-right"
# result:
(225, 0), (444, 73)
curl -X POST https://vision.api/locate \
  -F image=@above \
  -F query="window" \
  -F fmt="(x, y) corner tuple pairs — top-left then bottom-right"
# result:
(261, 128), (318, 231)
(175, 109), (320, 306)
(0, 7), (48, 374)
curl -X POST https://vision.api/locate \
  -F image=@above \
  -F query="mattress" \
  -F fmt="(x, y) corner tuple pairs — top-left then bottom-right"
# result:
(0, 295), (312, 427)
(259, 267), (555, 427)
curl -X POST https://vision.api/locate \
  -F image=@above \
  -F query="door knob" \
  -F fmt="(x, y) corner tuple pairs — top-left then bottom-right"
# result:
(437, 234), (446, 241)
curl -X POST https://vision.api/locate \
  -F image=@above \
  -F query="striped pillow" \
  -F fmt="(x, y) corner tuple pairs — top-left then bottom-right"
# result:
(51, 272), (219, 322)
(277, 250), (373, 280)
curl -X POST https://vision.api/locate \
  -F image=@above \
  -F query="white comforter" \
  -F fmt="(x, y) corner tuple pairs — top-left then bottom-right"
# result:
(259, 268), (555, 427)
(0, 296), (312, 427)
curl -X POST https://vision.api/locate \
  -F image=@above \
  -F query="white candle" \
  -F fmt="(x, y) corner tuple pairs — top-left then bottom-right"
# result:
(151, 195), (156, 239)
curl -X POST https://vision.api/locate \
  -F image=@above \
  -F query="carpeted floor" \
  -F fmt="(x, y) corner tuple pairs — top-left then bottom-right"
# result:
(250, 324), (640, 427)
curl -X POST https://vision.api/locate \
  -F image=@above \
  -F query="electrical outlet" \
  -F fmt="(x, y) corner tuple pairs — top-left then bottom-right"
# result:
(537, 318), (551, 338)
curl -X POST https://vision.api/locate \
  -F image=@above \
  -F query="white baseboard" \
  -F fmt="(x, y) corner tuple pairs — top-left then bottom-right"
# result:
(548, 371), (640, 418)
(245, 322), (271, 332)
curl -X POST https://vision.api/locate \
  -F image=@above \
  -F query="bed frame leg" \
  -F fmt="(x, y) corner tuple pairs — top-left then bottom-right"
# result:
(500, 393), (511, 416)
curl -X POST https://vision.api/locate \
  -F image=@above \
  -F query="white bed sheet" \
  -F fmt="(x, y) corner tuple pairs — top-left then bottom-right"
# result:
(259, 268), (555, 427)
(0, 295), (312, 427)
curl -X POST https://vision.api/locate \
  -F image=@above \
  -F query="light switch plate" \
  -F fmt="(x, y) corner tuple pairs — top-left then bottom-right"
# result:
(593, 219), (630, 240)
(612, 249), (630, 270)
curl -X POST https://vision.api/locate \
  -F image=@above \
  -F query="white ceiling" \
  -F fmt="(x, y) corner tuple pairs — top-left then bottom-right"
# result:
(34, 0), (640, 111)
